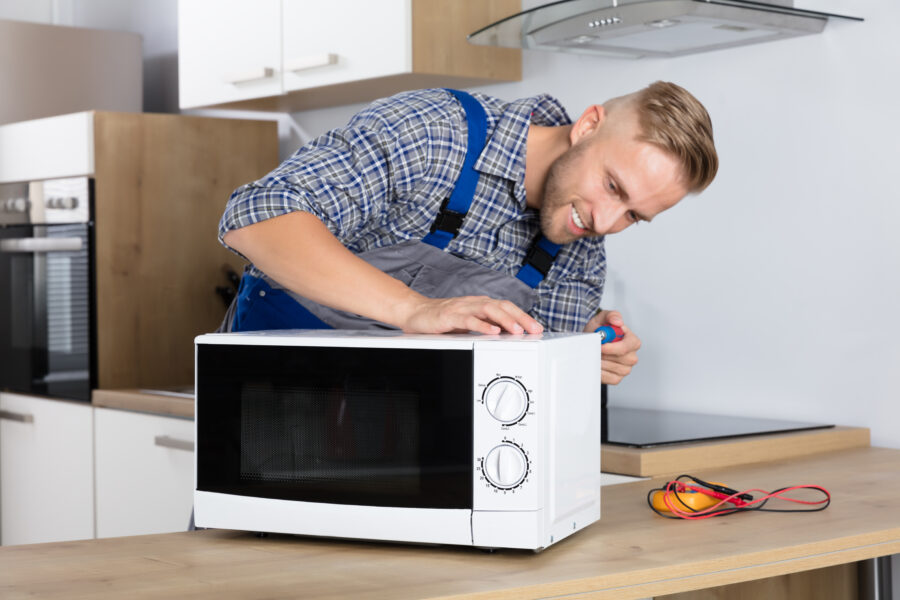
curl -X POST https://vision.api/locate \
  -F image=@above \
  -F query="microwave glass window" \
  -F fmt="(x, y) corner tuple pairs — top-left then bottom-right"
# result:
(197, 344), (474, 509)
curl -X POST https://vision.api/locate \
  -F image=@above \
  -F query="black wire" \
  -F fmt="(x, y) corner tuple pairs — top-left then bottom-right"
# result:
(646, 476), (831, 519)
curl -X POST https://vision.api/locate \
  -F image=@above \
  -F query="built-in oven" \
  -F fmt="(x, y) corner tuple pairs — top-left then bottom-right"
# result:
(0, 177), (94, 402)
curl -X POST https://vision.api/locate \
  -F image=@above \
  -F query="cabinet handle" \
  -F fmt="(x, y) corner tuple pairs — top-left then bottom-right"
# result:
(0, 237), (83, 253)
(0, 409), (34, 423)
(224, 67), (276, 85)
(285, 53), (338, 73)
(154, 435), (194, 452)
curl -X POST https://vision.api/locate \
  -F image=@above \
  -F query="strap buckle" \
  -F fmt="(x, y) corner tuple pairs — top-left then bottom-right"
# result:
(429, 198), (465, 237)
(523, 242), (556, 277)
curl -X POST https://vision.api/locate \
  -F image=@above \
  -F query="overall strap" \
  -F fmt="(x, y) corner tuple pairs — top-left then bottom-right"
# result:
(423, 88), (561, 289)
(515, 235), (561, 288)
(422, 89), (488, 250)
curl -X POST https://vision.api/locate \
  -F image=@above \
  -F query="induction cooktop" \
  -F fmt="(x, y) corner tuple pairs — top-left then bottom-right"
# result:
(602, 406), (834, 448)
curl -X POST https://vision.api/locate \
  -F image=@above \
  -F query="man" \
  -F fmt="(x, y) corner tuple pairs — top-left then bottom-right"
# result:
(219, 82), (717, 385)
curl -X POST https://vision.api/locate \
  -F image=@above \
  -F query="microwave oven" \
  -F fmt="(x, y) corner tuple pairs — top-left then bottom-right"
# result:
(194, 330), (602, 550)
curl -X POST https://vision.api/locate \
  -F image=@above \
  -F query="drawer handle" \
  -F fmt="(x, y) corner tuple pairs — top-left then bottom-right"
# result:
(224, 67), (276, 85)
(0, 409), (35, 423)
(154, 435), (194, 452)
(285, 53), (338, 73)
(0, 237), (83, 253)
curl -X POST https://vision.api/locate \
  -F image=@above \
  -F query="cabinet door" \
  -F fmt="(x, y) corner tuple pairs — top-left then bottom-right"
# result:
(282, 0), (411, 93)
(178, 0), (282, 109)
(94, 408), (195, 538)
(0, 392), (94, 545)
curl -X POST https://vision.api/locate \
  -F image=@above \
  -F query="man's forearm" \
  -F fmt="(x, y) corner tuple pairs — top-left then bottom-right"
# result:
(223, 211), (423, 328)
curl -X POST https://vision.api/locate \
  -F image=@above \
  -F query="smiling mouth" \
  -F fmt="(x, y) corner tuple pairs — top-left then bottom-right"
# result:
(571, 206), (587, 231)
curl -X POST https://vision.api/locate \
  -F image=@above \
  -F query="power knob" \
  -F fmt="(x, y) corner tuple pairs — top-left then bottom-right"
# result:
(482, 443), (528, 489)
(482, 377), (529, 424)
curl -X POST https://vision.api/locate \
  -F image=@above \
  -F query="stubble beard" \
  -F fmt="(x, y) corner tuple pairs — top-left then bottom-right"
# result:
(538, 142), (585, 245)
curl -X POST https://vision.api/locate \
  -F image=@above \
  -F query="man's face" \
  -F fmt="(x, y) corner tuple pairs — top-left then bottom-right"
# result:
(539, 108), (688, 245)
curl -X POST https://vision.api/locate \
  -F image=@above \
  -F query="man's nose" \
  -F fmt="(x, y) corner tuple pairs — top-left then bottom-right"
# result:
(591, 204), (628, 235)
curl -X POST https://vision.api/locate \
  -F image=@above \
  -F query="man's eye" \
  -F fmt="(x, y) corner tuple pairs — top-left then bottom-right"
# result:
(608, 180), (617, 193)
(628, 211), (640, 224)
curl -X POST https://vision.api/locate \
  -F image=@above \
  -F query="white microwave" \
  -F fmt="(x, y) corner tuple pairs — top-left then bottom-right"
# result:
(193, 330), (602, 550)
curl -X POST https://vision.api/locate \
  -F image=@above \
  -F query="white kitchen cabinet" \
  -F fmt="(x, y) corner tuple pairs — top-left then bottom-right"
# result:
(178, 0), (283, 109)
(281, 0), (410, 94)
(178, 0), (521, 111)
(0, 392), (94, 546)
(94, 407), (194, 538)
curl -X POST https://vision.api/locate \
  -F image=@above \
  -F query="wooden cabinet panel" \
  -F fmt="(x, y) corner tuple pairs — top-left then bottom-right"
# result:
(0, 392), (94, 545)
(92, 112), (277, 389)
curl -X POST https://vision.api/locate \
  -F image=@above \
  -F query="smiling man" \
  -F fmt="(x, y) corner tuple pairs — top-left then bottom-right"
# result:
(219, 82), (717, 385)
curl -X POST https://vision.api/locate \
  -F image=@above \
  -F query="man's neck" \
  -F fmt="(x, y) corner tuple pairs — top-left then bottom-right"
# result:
(524, 124), (572, 210)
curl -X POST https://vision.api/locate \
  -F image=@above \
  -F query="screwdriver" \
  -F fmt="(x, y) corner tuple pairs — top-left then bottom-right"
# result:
(594, 325), (624, 344)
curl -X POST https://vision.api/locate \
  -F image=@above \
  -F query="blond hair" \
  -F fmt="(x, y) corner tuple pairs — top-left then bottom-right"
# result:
(612, 81), (718, 193)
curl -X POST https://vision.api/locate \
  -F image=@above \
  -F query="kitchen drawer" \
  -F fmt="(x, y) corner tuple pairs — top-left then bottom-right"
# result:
(94, 407), (194, 538)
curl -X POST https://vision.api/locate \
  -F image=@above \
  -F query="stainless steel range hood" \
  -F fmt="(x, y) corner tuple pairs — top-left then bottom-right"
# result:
(468, 0), (862, 58)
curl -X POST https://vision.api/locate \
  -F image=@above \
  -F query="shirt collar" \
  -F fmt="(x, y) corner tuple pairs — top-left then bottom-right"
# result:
(474, 94), (572, 207)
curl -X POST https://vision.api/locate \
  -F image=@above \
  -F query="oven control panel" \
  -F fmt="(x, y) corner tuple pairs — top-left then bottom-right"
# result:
(0, 177), (89, 225)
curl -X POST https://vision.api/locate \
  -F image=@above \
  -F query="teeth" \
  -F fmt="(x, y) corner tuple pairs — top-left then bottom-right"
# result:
(571, 206), (586, 230)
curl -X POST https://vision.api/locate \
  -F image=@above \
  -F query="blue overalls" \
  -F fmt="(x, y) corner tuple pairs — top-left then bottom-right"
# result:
(225, 89), (559, 333)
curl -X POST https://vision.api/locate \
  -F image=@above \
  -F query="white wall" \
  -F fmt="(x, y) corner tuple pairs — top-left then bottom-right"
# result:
(289, 2), (900, 452)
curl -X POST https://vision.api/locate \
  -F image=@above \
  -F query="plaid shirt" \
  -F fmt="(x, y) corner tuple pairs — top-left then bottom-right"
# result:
(220, 88), (606, 332)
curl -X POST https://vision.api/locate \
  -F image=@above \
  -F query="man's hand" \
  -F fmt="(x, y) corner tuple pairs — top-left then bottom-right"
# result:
(584, 310), (641, 385)
(399, 296), (544, 336)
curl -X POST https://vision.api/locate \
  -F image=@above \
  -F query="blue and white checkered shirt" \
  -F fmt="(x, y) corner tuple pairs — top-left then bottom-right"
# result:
(219, 88), (606, 332)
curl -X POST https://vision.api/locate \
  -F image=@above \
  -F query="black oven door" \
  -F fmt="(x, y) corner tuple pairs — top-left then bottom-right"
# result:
(0, 223), (93, 402)
(196, 343), (474, 509)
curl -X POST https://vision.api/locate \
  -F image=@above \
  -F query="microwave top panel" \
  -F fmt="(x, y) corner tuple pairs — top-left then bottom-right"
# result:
(195, 329), (597, 350)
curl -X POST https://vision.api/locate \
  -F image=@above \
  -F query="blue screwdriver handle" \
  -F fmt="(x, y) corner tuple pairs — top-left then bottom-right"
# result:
(594, 325), (624, 344)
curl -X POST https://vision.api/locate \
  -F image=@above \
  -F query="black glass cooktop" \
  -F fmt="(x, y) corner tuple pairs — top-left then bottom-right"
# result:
(602, 407), (833, 448)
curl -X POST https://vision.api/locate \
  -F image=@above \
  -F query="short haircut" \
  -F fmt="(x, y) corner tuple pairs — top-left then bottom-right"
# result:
(624, 81), (718, 194)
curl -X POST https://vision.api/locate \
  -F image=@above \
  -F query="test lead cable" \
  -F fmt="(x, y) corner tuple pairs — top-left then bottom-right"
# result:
(647, 474), (831, 520)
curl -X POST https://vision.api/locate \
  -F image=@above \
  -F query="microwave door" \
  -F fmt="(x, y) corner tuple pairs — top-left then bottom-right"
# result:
(196, 343), (474, 510)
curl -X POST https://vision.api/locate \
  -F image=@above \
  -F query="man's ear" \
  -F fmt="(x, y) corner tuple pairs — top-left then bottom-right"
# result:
(569, 104), (606, 145)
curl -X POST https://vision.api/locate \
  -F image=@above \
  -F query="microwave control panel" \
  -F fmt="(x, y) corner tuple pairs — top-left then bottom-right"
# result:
(472, 344), (541, 511)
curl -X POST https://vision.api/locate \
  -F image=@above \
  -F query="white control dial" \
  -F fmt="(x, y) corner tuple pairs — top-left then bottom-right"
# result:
(482, 442), (528, 489)
(482, 377), (529, 424)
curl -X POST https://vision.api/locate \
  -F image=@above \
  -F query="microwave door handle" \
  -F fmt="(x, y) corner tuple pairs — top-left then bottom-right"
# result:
(0, 237), (84, 253)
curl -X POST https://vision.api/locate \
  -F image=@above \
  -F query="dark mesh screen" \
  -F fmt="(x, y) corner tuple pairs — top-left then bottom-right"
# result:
(197, 343), (473, 509)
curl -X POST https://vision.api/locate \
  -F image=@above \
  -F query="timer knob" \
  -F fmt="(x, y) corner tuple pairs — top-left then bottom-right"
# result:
(482, 443), (528, 489)
(482, 377), (528, 424)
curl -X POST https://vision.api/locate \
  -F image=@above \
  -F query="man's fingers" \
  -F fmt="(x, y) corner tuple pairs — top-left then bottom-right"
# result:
(481, 300), (540, 334)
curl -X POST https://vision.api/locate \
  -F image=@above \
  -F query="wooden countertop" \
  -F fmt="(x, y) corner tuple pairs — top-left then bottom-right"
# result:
(92, 388), (194, 419)
(3, 446), (899, 599)
(602, 425), (871, 477)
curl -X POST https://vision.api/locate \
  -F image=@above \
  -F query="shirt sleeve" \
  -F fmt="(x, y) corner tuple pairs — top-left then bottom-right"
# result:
(218, 125), (405, 252)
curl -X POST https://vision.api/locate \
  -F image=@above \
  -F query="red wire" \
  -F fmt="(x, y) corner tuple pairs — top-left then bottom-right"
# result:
(660, 483), (830, 520)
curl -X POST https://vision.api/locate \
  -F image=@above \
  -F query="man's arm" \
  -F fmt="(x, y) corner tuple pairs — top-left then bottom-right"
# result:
(224, 211), (544, 335)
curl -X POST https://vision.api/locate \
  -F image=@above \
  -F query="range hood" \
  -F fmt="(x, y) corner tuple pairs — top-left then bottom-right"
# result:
(468, 0), (862, 58)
